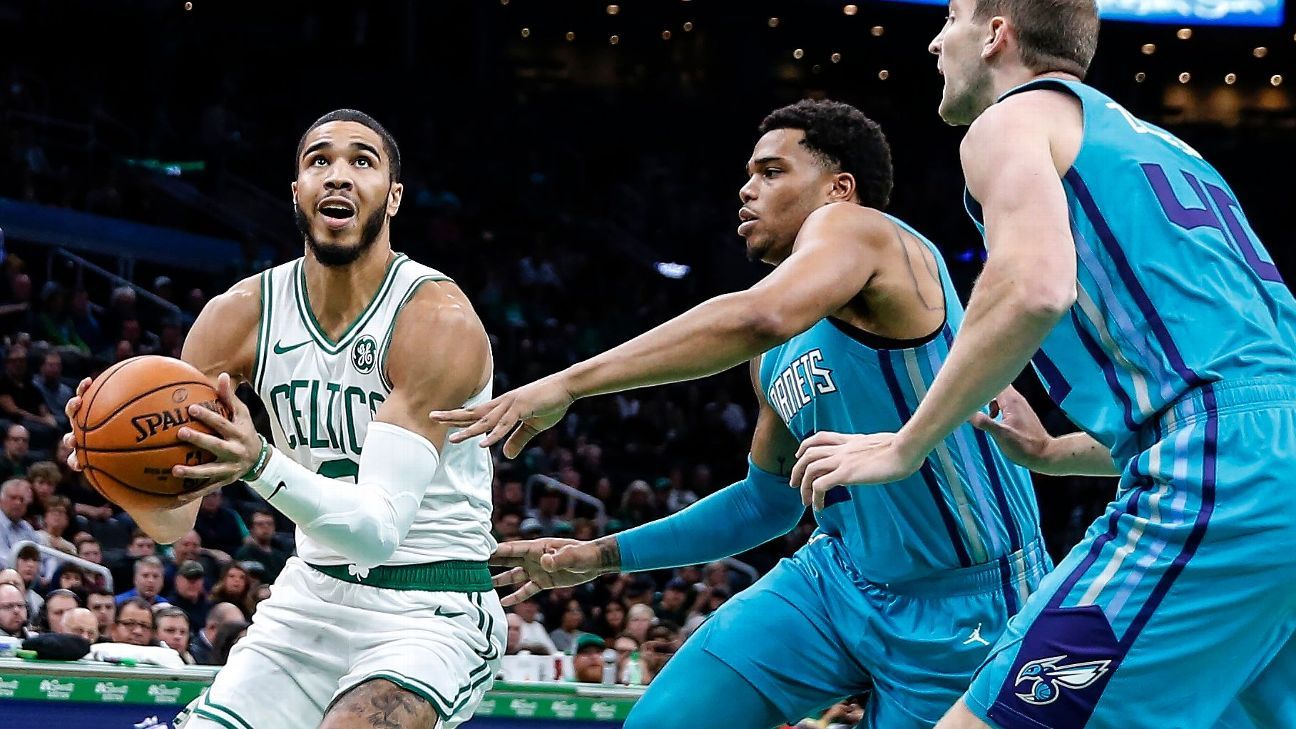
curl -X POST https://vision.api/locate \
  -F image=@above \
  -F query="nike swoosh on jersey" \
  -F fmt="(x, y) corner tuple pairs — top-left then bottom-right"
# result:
(273, 340), (310, 355)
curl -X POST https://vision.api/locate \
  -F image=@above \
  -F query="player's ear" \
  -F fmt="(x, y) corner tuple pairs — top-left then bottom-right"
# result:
(830, 172), (856, 203)
(291, 181), (298, 207)
(981, 15), (1009, 61)
(386, 181), (403, 218)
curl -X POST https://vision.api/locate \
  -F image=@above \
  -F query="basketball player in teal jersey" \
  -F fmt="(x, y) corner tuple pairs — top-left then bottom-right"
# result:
(792, 2), (1296, 728)
(434, 100), (1049, 728)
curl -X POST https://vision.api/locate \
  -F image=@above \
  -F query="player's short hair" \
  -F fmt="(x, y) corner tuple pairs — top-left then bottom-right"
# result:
(974, 0), (1099, 78)
(758, 100), (893, 211)
(296, 108), (402, 183)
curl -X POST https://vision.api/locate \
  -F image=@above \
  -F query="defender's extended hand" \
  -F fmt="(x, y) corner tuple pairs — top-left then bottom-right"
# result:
(490, 538), (616, 606)
(430, 376), (574, 459)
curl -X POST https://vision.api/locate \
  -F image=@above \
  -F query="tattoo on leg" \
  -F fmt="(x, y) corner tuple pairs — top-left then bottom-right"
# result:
(365, 690), (417, 729)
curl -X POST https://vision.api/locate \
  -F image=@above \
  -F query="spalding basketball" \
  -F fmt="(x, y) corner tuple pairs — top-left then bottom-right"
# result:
(72, 356), (228, 500)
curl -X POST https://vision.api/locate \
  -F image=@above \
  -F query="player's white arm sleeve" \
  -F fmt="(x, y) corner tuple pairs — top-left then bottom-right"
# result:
(246, 422), (436, 567)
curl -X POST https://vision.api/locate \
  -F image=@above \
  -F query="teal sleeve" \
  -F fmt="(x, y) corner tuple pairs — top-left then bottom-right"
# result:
(617, 458), (806, 572)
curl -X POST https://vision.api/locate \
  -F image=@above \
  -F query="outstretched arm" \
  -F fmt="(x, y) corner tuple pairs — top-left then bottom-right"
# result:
(432, 203), (890, 457)
(792, 92), (1082, 505)
(489, 360), (806, 605)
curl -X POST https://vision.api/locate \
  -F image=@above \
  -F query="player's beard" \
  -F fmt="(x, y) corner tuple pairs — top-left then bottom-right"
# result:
(294, 199), (388, 268)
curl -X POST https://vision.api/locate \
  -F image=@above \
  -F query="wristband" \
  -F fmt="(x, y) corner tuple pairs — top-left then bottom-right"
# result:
(239, 435), (271, 482)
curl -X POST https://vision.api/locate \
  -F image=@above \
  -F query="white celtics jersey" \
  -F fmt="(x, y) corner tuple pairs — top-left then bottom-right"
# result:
(252, 253), (496, 565)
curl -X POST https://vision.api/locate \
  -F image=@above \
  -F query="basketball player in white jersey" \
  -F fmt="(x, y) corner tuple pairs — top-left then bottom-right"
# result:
(62, 109), (504, 729)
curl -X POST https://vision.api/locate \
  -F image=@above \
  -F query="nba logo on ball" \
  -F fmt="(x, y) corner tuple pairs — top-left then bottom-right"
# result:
(352, 335), (377, 374)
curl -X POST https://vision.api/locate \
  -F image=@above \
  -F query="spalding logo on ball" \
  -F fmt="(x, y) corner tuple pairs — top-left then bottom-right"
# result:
(72, 356), (232, 501)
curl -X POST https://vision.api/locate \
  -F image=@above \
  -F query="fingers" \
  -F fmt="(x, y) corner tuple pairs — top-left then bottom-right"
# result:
(502, 422), (539, 460)
(187, 402), (240, 439)
(429, 407), (485, 428)
(795, 431), (849, 459)
(540, 543), (588, 573)
(445, 403), (507, 444)
(75, 377), (91, 396)
(790, 443), (836, 490)
(176, 427), (235, 459)
(500, 581), (543, 607)
(480, 409), (522, 449)
(491, 567), (529, 588)
(970, 412), (996, 431)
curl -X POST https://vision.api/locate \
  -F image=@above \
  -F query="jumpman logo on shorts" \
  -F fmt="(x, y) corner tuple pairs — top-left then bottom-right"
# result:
(963, 623), (990, 646)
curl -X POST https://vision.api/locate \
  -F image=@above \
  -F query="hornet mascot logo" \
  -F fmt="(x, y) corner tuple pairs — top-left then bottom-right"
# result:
(1014, 655), (1111, 705)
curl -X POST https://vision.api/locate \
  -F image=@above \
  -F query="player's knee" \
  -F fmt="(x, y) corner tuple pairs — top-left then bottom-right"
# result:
(318, 679), (438, 729)
(934, 698), (992, 729)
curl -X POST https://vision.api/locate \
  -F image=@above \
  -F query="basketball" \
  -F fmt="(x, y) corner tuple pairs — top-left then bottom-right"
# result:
(71, 355), (228, 501)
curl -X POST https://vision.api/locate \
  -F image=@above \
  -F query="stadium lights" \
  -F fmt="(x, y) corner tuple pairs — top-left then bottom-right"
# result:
(793, 48), (805, 59)
(1272, 74), (1284, 86)
(662, 30), (671, 40)
(878, 69), (890, 80)
(768, 17), (779, 28)
(831, 52), (842, 63)
(1141, 43), (1156, 55)
(1135, 72), (1146, 82)
(607, 4), (619, 15)
(610, 34), (620, 45)
(844, 4), (859, 15)
(1177, 28), (1193, 40)
(1225, 73), (1237, 85)
(683, 21), (693, 31)
(871, 26), (885, 37)
(1253, 47), (1268, 58)
(566, 31), (575, 41)
(1179, 72), (1191, 83)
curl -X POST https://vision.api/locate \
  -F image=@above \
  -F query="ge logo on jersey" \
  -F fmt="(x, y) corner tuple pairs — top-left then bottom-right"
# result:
(352, 335), (377, 374)
(1014, 655), (1111, 706)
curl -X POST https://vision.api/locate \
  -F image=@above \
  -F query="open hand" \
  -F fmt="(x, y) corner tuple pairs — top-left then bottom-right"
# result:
(430, 375), (574, 459)
(490, 537), (615, 606)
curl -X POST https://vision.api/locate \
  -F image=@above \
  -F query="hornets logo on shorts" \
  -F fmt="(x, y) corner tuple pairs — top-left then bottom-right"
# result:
(1013, 655), (1111, 706)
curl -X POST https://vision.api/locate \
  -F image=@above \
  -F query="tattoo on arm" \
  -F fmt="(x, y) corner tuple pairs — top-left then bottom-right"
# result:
(593, 536), (621, 571)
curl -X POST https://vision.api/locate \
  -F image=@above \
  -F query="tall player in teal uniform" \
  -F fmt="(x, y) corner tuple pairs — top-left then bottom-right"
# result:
(432, 100), (1049, 728)
(792, 2), (1296, 728)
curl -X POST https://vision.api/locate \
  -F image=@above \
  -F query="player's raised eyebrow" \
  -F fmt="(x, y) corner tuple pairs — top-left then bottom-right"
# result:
(301, 140), (382, 161)
(747, 156), (785, 174)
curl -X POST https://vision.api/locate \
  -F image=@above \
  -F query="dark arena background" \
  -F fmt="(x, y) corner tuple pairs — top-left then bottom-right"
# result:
(0, 1), (1293, 728)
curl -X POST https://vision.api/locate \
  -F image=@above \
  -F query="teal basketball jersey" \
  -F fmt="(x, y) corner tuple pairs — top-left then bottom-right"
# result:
(965, 78), (1296, 462)
(758, 215), (1040, 597)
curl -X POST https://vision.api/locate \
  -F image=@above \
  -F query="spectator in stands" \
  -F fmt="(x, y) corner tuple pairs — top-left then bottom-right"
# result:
(570, 517), (597, 542)
(85, 588), (115, 639)
(0, 345), (59, 448)
(167, 530), (227, 591)
(14, 544), (46, 598)
(114, 555), (167, 606)
(164, 560), (210, 629)
(0, 272), (32, 333)
(626, 603), (654, 643)
(194, 489), (246, 556)
(511, 600), (557, 655)
(74, 538), (107, 592)
(570, 634), (606, 683)
(518, 517), (544, 540)
(703, 560), (733, 593)
(640, 623), (680, 686)
(232, 510), (287, 583)
(36, 495), (74, 576)
(549, 599), (586, 653)
(0, 478), (37, 567)
(36, 285), (89, 355)
(208, 561), (254, 618)
(109, 529), (156, 590)
(26, 461), (61, 521)
(619, 480), (658, 528)
(0, 428), (34, 480)
(155, 606), (195, 664)
(33, 353), (74, 429)
(118, 318), (159, 356)
(0, 583), (32, 638)
(653, 578), (691, 628)
(623, 577), (654, 608)
(50, 563), (86, 593)
(493, 512), (521, 542)
(190, 601), (243, 665)
(210, 620), (250, 666)
(110, 597), (155, 646)
(69, 289), (105, 354)
(59, 606), (99, 643)
(57, 440), (114, 527)
(592, 598), (628, 640)
(612, 633), (640, 684)
(682, 586), (730, 638)
(40, 587), (79, 633)
(529, 486), (570, 536)
(505, 613), (523, 656)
